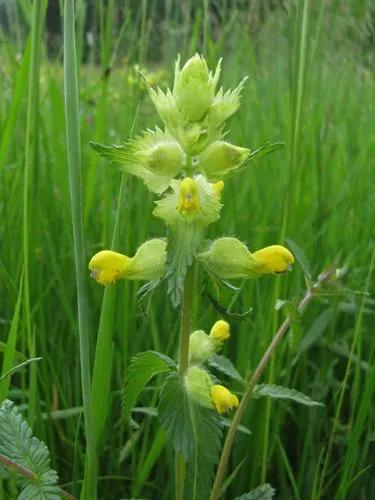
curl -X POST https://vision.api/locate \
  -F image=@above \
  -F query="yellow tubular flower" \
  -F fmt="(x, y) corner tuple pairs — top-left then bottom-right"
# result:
(251, 245), (295, 274)
(211, 385), (239, 414)
(177, 177), (199, 214)
(89, 250), (131, 285)
(210, 320), (230, 342)
(89, 239), (167, 285)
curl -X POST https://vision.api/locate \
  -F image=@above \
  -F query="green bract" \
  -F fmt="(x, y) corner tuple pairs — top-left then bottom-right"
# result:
(174, 54), (221, 122)
(184, 366), (213, 408)
(189, 330), (217, 364)
(196, 141), (250, 180)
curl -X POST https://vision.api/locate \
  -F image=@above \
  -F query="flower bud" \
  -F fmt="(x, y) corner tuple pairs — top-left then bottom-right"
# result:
(134, 140), (185, 178)
(189, 330), (217, 364)
(210, 320), (230, 342)
(174, 54), (221, 122)
(177, 123), (206, 155)
(196, 141), (250, 179)
(147, 86), (181, 130)
(89, 239), (166, 285)
(198, 237), (294, 279)
(184, 366), (213, 408)
(206, 77), (247, 127)
(211, 384), (239, 414)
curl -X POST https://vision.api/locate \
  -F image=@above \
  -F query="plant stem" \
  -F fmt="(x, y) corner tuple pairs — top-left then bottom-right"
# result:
(175, 264), (196, 500)
(63, 1), (96, 498)
(210, 266), (335, 500)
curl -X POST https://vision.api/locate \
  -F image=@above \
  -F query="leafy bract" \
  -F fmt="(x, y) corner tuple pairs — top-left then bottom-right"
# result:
(234, 483), (276, 500)
(0, 399), (60, 499)
(158, 372), (223, 500)
(90, 139), (172, 194)
(165, 224), (203, 306)
(254, 384), (323, 407)
(122, 350), (176, 424)
(247, 141), (284, 162)
(208, 354), (245, 384)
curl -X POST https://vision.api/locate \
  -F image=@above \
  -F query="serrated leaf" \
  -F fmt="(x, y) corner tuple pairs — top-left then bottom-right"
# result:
(18, 481), (61, 500)
(122, 351), (176, 423)
(166, 224), (203, 307)
(158, 372), (223, 500)
(254, 384), (324, 407)
(234, 483), (276, 499)
(0, 400), (60, 499)
(208, 354), (245, 384)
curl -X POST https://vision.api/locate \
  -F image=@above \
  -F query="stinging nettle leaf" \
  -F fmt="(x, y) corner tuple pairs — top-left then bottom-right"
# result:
(254, 384), (324, 407)
(0, 399), (60, 499)
(158, 372), (223, 500)
(122, 350), (176, 424)
(234, 483), (276, 500)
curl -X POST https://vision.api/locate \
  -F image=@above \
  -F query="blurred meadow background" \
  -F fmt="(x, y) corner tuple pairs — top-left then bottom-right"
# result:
(0, 0), (374, 498)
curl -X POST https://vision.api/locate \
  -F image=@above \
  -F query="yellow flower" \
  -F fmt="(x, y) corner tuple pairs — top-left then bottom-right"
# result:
(154, 175), (222, 229)
(251, 245), (294, 274)
(89, 250), (130, 285)
(209, 320), (230, 342)
(211, 385), (239, 414)
(198, 237), (295, 279)
(177, 177), (199, 214)
(89, 239), (167, 285)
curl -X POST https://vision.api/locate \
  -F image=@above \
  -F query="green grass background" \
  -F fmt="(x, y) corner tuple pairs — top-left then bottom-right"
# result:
(0, 0), (374, 498)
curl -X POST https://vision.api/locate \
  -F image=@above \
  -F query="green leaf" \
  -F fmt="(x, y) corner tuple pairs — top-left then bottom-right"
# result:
(254, 384), (324, 407)
(0, 399), (60, 499)
(234, 483), (276, 499)
(285, 238), (312, 281)
(166, 224), (203, 307)
(248, 141), (284, 162)
(208, 354), (245, 384)
(158, 372), (223, 500)
(122, 350), (176, 424)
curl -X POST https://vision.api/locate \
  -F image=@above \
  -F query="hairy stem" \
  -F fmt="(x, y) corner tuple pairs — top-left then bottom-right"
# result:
(210, 266), (336, 500)
(175, 264), (196, 500)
